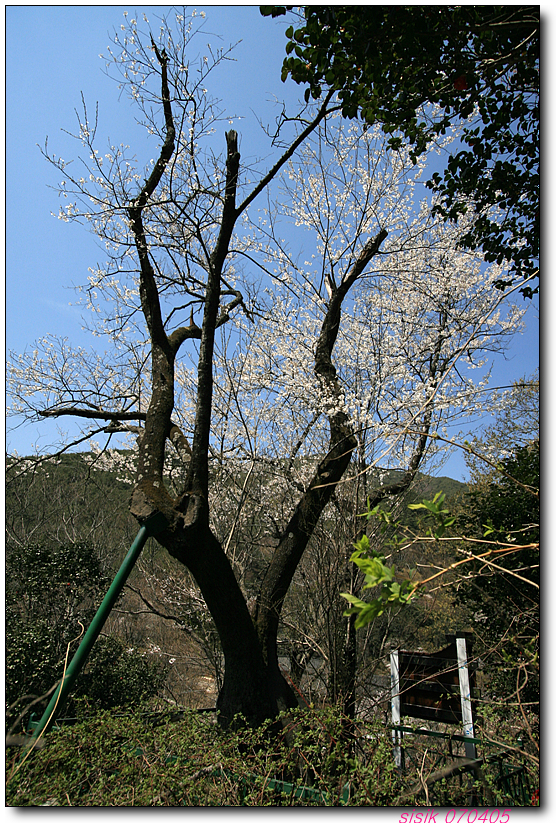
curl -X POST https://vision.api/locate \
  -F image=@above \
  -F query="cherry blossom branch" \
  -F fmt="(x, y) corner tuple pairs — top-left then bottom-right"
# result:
(255, 229), (388, 658)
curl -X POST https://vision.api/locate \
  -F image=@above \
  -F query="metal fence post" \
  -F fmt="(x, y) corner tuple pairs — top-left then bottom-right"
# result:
(390, 650), (403, 770)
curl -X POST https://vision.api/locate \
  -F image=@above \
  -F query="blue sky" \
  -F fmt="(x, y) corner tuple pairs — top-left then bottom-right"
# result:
(6, 5), (539, 481)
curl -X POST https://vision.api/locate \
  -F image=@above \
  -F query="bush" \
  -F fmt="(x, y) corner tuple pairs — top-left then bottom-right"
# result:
(73, 635), (167, 710)
(6, 705), (402, 806)
(7, 702), (537, 807)
(6, 541), (166, 730)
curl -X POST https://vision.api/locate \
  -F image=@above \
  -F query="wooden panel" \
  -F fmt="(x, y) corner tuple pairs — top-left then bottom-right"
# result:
(396, 639), (477, 724)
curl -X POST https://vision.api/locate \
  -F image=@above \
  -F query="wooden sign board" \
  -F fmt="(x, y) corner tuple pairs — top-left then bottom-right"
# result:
(391, 632), (477, 765)
(397, 636), (477, 724)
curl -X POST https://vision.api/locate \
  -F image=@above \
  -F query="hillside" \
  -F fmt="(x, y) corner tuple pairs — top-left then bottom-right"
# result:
(5, 451), (470, 717)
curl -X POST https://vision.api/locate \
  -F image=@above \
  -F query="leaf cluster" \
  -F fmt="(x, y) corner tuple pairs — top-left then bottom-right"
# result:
(341, 491), (461, 629)
(262, 5), (539, 293)
(341, 536), (418, 631)
(407, 491), (457, 539)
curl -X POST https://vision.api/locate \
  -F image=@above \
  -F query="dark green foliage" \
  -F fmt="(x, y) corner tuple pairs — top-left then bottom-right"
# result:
(5, 540), (166, 727)
(6, 542), (110, 712)
(6, 706), (400, 806)
(456, 440), (539, 714)
(72, 635), (166, 710)
(6, 702), (536, 806)
(463, 440), (539, 539)
(262, 6), (539, 295)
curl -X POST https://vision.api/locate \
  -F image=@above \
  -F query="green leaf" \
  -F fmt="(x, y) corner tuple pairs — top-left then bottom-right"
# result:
(260, 6), (288, 18)
(340, 592), (366, 608)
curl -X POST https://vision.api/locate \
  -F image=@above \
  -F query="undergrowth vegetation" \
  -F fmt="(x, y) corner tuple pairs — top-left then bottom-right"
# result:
(6, 703), (537, 807)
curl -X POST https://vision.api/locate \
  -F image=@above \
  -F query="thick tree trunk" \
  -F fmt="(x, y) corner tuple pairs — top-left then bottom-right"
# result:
(130, 485), (296, 726)
(127, 120), (302, 727)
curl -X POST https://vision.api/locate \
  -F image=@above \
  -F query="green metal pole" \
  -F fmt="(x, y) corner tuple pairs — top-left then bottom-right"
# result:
(28, 512), (167, 744)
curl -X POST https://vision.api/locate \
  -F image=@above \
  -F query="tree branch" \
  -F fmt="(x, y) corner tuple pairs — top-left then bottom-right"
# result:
(235, 90), (338, 218)
(126, 44), (177, 484)
(398, 756), (492, 803)
(255, 230), (388, 665)
(128, 42), (176, 351)
(186, 130), (241, 498)
(39, 408), (147, 422)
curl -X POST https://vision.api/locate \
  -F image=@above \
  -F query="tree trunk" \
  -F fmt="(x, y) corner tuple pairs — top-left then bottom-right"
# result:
(130, 483), (298, 726)
(125, 52), (389, 729)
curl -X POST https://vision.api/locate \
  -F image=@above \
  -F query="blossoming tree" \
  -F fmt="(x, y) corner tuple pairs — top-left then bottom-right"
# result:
(7, 10), (524, 726)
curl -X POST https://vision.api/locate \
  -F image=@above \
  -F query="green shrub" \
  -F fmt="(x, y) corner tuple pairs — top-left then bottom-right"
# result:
(73, 635), (167, 710)
(6, 703), (537, 807)
(6, 705), (403, 806)
(6, 541), (166, 729)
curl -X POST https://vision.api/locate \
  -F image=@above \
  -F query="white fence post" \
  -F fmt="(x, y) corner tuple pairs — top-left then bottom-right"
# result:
(390, 650), (403, 769)
(456, 636), (476, 760)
